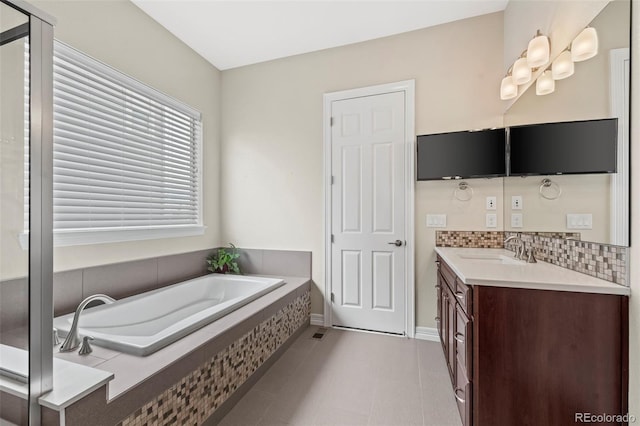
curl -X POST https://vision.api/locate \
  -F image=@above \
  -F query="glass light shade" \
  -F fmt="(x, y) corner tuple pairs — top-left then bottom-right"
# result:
(527, 35), (550, 68)
(552, 50), (574, 80)
(536, 70), (555, 95)
(500, 76), (517, 100)
(512, 57), (531, 85)
(571, 27), (598, 62)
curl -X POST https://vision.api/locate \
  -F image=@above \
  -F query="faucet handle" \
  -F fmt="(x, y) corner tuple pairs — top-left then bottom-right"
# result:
(53, 328), (60, 346)
(79, 336), (94, 355)
(526, 248), (537, 264)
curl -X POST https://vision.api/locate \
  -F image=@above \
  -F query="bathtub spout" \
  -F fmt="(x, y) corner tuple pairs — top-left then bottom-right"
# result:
(60, 294), (115, 352)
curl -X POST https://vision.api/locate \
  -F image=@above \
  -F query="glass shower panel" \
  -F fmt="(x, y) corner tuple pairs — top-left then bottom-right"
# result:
(0, 3), (30, 424)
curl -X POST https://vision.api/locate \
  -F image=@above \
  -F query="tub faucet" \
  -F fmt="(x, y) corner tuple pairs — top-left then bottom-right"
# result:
(60, 294), (115, 352)
(504, 235), (525, 260)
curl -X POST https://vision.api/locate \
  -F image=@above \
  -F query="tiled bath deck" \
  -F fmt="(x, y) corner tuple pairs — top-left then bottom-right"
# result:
(220, 327), (462, 426)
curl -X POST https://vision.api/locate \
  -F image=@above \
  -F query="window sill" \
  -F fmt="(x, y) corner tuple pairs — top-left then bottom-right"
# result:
(19, 225), (206, 250)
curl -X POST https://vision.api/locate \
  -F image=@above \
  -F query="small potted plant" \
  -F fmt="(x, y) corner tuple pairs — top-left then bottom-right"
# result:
(207, 243), (241, 274)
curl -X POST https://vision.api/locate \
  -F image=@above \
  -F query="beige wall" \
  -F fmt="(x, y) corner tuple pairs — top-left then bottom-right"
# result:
(221, 12), (505, 326)
(628, 0), (639, 419)
(23, 0), (222, 275)
(502, 0), (629, 245)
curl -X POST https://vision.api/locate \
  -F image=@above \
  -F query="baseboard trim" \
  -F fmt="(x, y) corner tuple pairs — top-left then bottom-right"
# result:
(310, 313), (324, 326)
(414, 326), (439, 342)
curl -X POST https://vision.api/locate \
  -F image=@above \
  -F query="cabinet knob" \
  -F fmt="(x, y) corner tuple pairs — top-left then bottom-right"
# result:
(435, 284), (441, 289)
(435, 261), (441, 267)
(454, 332), (465, 343)
(454, 388), (466, 404)
(454, 291), (465, 300)
(435, 316), (441, 322)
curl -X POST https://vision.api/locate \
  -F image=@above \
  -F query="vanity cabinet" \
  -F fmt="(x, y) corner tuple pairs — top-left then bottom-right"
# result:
(436, 258), (473, 424)
(435, 255), (628, 426)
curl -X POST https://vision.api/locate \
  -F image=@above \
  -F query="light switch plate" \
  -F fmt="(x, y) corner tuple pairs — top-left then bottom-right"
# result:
(567, 214), (592, 229)
(511, 195), (523, 210)
(486, 196), (497, 210)
(511, 213), (523, 228)
(486, 213), (497, 228)
(426, 214), (447, 228)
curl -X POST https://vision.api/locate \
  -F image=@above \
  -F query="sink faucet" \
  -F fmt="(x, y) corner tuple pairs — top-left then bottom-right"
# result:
(504, 235), (525, 260)
(60, 294), (115, 352)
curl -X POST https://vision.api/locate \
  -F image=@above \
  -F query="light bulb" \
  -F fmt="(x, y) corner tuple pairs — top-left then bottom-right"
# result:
(552, 50), (574, 80)
(500, 76), (517, 100)
(536, 70), (555, 95)
(571, 27), (598, 62)
(527, 34), (550, 68)
(512, 57), (532, 85)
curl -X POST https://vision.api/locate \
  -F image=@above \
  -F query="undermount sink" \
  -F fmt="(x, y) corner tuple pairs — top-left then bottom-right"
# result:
(457, 253), (525, 265)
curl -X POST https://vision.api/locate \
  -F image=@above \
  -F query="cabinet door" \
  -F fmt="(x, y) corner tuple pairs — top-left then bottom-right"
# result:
(446, 286), (456, 382)
(455, 304), (472, 379)
(436, 272), (444, 347)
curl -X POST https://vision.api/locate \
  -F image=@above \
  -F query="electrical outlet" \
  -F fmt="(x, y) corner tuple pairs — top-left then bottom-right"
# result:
(511, 213), (523, 228)
(486, 196), (497, 210)
(426, 214), (447, 228)
(486, 213), (497, 228)
(511, 195), (523, 210)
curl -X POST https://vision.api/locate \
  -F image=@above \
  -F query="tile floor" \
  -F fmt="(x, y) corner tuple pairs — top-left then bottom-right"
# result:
(219, 326), (462, 426)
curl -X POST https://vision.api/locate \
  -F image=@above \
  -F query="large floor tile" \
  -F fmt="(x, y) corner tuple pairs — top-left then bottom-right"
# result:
(218, 389), (276, 426)
(220, 327), (461, 426)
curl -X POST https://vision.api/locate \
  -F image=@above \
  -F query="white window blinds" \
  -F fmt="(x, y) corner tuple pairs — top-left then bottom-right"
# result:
(52, 42), (202, 239)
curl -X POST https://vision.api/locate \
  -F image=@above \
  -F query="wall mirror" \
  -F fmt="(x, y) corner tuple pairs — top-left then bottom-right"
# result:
(502, 0), (631, 246)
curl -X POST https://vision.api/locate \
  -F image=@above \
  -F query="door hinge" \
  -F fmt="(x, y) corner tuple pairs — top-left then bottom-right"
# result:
(331, 234), (334, 243)
(331, 292), (335, 303)
(331, 175), (334, 185)
(330, 117), (334, 126)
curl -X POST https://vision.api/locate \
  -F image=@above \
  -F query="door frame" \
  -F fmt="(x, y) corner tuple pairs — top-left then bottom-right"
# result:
(322, 80), (416, 337)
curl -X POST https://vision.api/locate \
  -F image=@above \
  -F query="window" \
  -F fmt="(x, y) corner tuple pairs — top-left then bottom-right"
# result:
(22, 41), (204, 247)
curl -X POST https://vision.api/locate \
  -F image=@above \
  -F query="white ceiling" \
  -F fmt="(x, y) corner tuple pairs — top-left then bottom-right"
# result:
(131, 0), (509, 70)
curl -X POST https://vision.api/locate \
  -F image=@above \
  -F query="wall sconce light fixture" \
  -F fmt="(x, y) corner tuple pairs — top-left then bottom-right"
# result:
(500, 27), (598, 100)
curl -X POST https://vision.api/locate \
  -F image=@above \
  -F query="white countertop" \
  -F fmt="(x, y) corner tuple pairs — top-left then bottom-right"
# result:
(0, 345), (113, 410)
(435, 247), (630, 296)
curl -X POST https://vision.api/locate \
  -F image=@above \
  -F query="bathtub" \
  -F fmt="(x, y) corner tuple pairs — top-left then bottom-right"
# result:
(53, 274), (285, 356)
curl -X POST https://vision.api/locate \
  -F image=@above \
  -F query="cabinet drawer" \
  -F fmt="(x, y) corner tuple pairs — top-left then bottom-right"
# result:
(455, 277), (473, 315)
(437, 256), (457, 291)
(455, 360), (472, 426)
(455, 304), (472, 378)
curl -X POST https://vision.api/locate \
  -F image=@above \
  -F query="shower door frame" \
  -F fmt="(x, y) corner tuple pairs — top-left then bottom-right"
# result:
(1, 1), (55, 424)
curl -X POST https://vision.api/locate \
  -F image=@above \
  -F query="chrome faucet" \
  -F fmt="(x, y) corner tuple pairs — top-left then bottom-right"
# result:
(60, 294), (115, 352)
(504, 235), (525, 260)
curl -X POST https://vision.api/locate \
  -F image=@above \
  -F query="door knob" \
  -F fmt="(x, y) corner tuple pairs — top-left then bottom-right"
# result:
(388, 240), (403, 247)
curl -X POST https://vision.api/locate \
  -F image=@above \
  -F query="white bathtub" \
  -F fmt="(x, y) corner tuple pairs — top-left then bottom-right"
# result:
(53, 274), (285, 356)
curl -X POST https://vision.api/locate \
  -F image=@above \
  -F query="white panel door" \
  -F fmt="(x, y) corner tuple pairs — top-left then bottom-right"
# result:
(331, 91), (406, 334)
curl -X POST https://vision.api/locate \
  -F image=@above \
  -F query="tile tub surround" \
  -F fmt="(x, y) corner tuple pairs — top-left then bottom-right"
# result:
(504, 232), (628, 286)
(43, 277), (310, 426)
(120, 290), (310, 426)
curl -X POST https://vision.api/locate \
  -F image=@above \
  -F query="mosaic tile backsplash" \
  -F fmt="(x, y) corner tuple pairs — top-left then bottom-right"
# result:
(119, 290), (311, 426)
(504, 232), (627, 286)
(436, 230), (627, 286)
(435, 231), (504, 248)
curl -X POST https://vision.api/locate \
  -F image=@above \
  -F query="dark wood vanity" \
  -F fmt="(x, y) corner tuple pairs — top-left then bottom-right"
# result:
(436, 255), (629, 426)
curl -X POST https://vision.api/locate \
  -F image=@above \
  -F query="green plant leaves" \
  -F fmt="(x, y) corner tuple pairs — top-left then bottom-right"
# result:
(206, 243), (241, 274)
